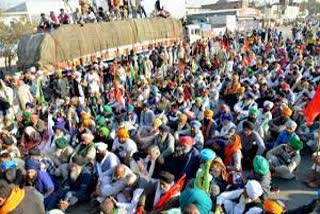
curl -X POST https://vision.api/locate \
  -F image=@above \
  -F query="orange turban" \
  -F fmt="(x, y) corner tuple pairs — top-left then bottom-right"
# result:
(117, 128), (129, 139)
(282, 106), (292, 117)
(204, 109), (214, 118)
(82, 119), (92, 128)
(263, 199), (284, 214)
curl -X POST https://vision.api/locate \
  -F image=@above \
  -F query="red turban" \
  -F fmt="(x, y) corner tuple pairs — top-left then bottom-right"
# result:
(179, 136), (194, 147)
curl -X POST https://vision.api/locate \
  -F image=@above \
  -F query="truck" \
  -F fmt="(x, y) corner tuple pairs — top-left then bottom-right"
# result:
(17, 18), (183, 70)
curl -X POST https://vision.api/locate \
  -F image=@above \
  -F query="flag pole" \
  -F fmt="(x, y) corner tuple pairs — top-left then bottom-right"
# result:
(316, 131), (320, 184)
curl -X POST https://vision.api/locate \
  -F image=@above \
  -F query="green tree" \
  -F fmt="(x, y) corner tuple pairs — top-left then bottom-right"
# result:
(301, 0), (320, 15)
(0, 17), (36, 71)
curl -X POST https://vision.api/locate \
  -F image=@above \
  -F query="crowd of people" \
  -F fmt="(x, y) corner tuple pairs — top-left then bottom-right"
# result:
(38, 0), (170, 32)
(1, 17), (320, 214)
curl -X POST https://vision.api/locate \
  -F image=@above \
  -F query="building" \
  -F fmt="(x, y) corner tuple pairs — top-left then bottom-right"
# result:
(0, 2), (30, 25)
(0, 0), (80, 24)
(186, 0), (263, 31)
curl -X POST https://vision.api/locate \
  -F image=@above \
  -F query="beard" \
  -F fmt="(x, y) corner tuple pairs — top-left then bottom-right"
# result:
(248, 116), (256, 123)
(96, 153), (105, 163)
(160, 133), (168, 143)
(70, 166), (82, 182)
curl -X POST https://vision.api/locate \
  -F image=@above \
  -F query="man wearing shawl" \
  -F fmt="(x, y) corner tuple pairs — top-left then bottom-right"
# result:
(0, 179), (45, 214)
(24, 158), (55, 208)
(202, 109), (217, 144)
(72, 132), (96, 165)
(165, 136), (200, 179)
(266, 135), (303, 179)
(95, 142), (120, 177)
(239, 121), (266, 170)
(250, 155), (272, 197)
(194, 148), (216, 194)
(224, 134), (242, 173)
(139, 171), (182, 212)
(216, 180), (264, 214)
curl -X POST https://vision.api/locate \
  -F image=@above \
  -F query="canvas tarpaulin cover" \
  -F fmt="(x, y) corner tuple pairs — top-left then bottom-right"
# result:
(17, 18), (182, 69)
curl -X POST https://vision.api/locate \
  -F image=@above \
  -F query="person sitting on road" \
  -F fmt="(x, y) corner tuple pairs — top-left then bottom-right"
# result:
(266, 135), (303, 180)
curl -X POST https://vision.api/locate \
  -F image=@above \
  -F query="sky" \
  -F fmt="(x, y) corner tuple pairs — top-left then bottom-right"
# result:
(0, 0), (222, 19)
(0, 0), (219, 11)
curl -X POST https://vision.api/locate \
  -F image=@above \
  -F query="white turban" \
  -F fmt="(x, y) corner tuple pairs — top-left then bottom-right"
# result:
(263, 101), (274, 110)
(245, 180), (263, 200)
(81, 133), (94, 142)
(29, 66), (37, 73)
(24, 126), (36, 136)
(95, 142), (108, 151)
(285, 120), (297, 131)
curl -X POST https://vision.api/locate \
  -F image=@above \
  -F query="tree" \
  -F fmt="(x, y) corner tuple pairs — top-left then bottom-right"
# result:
(0, 17), (36, 71)
(301, 0), (320, 15)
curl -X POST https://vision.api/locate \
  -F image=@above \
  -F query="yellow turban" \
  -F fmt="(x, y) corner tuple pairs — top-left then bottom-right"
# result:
(263, 199), (284, 214)
(153, 118), (163, 128)
(204, 109), (214, 118)
(117, 128), (129, 139)
(81, 112), (91, 120)
(282, 106), (292, 117)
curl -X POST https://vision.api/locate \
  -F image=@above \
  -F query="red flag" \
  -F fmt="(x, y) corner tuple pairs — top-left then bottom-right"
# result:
(153, 174), (187, 211)
(178, 60), (185, 73)
(243, 40), (249, 52)
(125, 89), (131, 103)
(183, 87), (192, 101)
(303, 85), (320, 126)
(113, 80), (123, 104)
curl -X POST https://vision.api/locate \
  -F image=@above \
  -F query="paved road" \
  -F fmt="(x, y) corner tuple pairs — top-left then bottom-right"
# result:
(69, 26), (318, 213)
(68, 153), (318, 214)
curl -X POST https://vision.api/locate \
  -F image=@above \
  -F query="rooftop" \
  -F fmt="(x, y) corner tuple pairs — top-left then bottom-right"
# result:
(4, 2), (27, 13)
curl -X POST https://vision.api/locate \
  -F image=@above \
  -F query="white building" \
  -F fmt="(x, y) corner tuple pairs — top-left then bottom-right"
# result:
(0, 0), (80, 24)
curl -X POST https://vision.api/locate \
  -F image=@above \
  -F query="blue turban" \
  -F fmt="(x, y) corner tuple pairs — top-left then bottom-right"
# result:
(216, 139), (226, 148)
(222, 114), (232, 121)
(191, 120), (202, 128)
(180, 188), (212, 213)
(0, 160), (17, 171)
(128, 104), (135, 113)
(200, 148), (216, 161)
(25, 158), (41, 171)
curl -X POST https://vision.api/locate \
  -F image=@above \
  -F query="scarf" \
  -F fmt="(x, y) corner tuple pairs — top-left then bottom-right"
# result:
(0, 187), (25, 214)
(77, 143), (93, 157)
(36, 79), (47, 105)
(153, 174), (187, 211)
(224, 134), (242, 166)
(194, 160), (212, 193)
(211, 157), (228, 181)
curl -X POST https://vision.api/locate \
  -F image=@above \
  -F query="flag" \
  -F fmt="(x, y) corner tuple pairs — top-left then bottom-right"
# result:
(113, 80), (122, 104)
(184, 87), (192, 101)
(36, 79), (47, 105)
(243, 39), (249, 52)
(153, 174), (187, 211)
(178, 60), (185, 73)
(303, 85), (320, 126)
